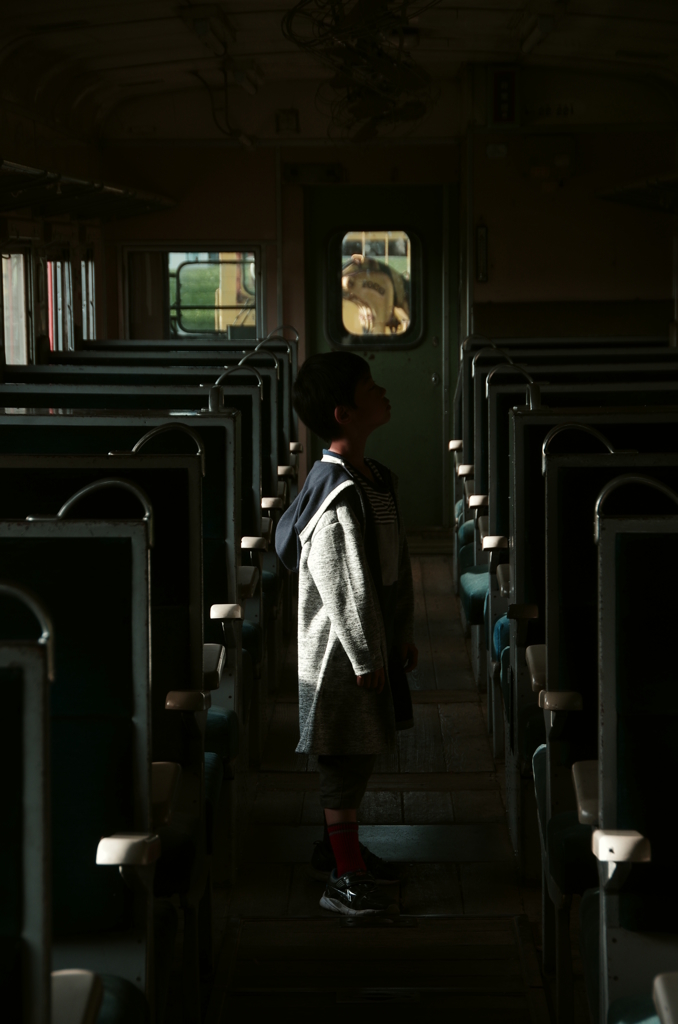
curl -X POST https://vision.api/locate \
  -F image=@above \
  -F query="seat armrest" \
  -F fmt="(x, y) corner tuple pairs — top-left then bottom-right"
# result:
(525, 645), (546, 692)
(653, 972), (678, 1024)
(151, 762), (182, 826)
(203, 643), (226, 688)
(592, 829), (651, 863)
(448, 439), (463, 451)
(290, 441), (304, 453)
(52, 970), (103, 1024)
(457, 463), (474, 478)
(477, 516), (489, 542)
(165, 690), (211, 712)
(538, 690), (582, 711)
(210, 603), (242, 620)
(237, 566), (259, 600)
(261, 497), (284, 510)
(278, 465), (297, 478)
(242, 535), (268, 551)
(468, 494), (488, 509)
(482, 534), (507, 551)
(572, 760), (598, 825)
(496, 563), (511, 597)
(96, 833), (161, 866)
(464, 480), (475, 501)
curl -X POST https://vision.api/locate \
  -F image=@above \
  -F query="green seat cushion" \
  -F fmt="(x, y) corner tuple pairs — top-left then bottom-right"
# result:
(608, 997), (660, 1024)
(205, 707), (240, 762)
(458, 519), (475, 547)
(458, 543), (474, 574)
(97, 975), (148, 1024)
(547, 810), (599, 895)
(455, 498), (464, 522)
(500, 646), (511, 710)
(493, 615), (510, 661)
(460, 566), (490, 625)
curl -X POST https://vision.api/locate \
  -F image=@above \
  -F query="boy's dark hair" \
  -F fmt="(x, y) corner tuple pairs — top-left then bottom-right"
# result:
(293, 351), (370, 441)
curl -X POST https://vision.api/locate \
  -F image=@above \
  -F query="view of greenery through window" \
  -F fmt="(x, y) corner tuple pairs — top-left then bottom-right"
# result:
(168, 251), (256, 335)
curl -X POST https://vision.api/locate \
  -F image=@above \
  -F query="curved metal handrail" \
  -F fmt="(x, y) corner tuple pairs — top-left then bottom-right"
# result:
(265, 324), (299, 342)
(542, 423), (637, 458)
(28, 479), (154, 548)
(594, 474), (678, 542)
(129, 423), (206, 477)
(0, 581), (55, 681)
(484, 363), (543, 410)
(462, 334), (492, 351)
(472, 346), (514, 377)
(256, 334), (293, 363)
(212, 364), (264, 398)
(238, 347), (280, 379)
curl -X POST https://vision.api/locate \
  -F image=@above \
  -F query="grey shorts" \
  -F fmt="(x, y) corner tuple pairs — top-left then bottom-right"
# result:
(317, 754), (376, 810)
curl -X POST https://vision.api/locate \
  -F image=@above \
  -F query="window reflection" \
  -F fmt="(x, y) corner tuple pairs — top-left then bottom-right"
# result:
(341, 231), (411, 337)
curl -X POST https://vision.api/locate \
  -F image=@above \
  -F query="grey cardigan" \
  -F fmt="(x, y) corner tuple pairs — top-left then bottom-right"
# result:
(293, 455), (414, 755)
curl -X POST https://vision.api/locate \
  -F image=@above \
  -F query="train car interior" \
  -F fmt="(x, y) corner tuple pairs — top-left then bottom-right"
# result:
(2, 2), (678, 1022)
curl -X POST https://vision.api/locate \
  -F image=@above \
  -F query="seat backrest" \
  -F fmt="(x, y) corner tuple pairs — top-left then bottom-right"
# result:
(0, 598), (51, 1024)
(0, 519), (151, 940)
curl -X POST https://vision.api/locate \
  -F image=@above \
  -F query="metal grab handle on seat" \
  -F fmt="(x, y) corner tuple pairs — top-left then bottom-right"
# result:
(461, 334), (491, 352)
(542, 423), (637, 475)
(238, 347), (280, 379)
(265, 324), (299, 342)
(124, 423), (206, 477)
(0, 582), (55, 681)
(594, 474), (678, 542)
(211, 364), (264, 398)
(471, 346), (514, 377)
(29, 479), (154, 548)
(484, 363), (543, 410)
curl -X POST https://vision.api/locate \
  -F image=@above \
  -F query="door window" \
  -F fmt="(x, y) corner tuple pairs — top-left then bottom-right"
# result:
(2, 253), (28, 364)
(328, 229), (421, 349)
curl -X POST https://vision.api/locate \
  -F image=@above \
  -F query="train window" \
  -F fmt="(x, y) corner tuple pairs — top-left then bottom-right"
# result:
(47, 259), (74, 351)
(1, 253), (28, 365)
(168, 251), (257, 336)
(327, 230), (421, 349)
(81, 256), (96, 341)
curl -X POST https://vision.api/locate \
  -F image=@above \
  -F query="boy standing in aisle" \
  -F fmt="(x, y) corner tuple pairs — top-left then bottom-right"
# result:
(275, 351), (418, 917)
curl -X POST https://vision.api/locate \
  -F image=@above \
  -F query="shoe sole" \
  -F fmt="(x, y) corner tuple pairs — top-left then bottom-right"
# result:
(319, 895), (400, 917)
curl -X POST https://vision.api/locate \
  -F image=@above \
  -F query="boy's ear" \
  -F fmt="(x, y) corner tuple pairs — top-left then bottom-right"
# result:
(334, 404), (350, 426)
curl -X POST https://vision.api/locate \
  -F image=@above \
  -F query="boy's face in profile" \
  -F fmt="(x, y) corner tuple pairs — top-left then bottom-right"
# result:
(335, 373), (391, 440)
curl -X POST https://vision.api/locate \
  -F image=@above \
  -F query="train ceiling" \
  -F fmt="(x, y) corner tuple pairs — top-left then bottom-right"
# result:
(1, 1), (678, 142)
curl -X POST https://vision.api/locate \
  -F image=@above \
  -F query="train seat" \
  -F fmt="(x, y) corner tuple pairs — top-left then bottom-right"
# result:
(203, 752), (224, 854)
(459, 565), (490, 625)
(458, 542), (474, 573)
(492, 614), (510, 661)
(95, 974), (150, 1024)
(458, 519), (474, 546)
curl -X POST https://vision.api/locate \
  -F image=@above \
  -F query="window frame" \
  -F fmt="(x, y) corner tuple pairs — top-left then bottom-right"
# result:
(325, 226), (424, 351)
(46, 254), (75, 352)
(121, 242), (266, 340)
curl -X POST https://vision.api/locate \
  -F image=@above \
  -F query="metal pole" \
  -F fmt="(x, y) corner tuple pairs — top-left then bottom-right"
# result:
(275, 145), (283, 331)
(442, 184), (451, 528)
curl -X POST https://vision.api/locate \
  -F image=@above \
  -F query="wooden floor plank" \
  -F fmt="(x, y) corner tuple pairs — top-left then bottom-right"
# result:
(439, 703), (495, 773)
(359, 789), (403, 824)
(228, 864), (293, 918)
(452, 790), (506, 822)
(400, 863), (464, 915)
(411, 689), (479, 703)
(402, 790), (454, 824)
(260, 702), (308, 772)
(460, 863), (525, 917)
(398, 703), (446, 773)
(256, 772), (498, 793)
(250, 789), (305, 825)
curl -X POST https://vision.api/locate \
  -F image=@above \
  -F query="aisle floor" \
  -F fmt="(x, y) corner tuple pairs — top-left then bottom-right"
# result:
(206, 555), (588, 1023)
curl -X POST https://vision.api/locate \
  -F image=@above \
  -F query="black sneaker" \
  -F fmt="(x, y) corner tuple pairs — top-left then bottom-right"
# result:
(310, 840), (401, 884)
(319, 870), (400, 917)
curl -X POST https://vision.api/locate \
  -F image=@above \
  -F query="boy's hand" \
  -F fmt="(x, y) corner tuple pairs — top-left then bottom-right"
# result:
(401, 643), (419, 672)
(356, 666), (385, 693)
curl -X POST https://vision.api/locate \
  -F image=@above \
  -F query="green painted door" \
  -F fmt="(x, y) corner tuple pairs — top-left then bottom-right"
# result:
(305, 184), (458, 531)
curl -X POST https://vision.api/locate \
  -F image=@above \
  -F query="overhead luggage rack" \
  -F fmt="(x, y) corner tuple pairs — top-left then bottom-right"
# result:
(0, 159), (173, 222)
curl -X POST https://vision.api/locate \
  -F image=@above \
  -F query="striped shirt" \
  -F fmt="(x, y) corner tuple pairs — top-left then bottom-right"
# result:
(322, 451), (399, 587)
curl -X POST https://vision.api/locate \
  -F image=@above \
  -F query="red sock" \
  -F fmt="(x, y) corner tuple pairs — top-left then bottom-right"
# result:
(327, 821), (366, 877)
